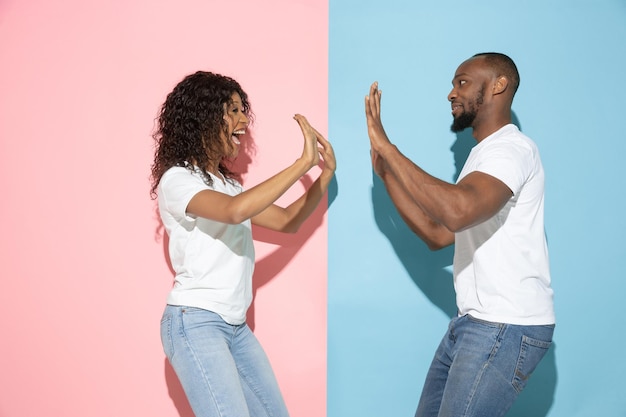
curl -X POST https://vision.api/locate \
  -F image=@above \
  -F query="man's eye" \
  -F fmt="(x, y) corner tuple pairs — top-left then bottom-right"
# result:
(459, 80), (467, 85)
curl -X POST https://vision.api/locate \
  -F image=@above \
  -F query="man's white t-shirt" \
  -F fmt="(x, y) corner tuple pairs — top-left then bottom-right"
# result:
(454, 124), (555, 325)
(157, 166), (254, 325)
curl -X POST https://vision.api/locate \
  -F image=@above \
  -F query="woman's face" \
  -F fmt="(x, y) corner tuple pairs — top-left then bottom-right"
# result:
(222, 92), (249, 159)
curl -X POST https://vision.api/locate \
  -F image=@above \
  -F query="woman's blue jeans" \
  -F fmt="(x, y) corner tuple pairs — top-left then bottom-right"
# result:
(160, 305), (289, 417)
(415, 314), (554, 417)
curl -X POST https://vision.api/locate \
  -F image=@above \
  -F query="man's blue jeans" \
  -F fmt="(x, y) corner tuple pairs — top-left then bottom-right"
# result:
(160, 305), (289, 417)
(415, 314), (554, 417)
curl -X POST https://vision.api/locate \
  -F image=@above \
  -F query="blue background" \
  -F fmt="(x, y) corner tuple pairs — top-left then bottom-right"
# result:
(328, 1), (626, 416)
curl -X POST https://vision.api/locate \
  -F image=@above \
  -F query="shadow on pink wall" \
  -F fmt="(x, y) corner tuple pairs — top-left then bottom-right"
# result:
(155, 131), (329, 415)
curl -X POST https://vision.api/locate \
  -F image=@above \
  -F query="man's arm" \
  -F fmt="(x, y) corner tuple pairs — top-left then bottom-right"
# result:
(365, 82), (512, 234)
(373, 150), (454, 249)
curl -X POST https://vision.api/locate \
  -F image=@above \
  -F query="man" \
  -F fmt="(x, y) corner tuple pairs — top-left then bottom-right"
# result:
(365, 52), (555, 417)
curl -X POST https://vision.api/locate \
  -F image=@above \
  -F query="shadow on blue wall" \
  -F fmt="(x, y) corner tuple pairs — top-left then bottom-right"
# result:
(371, 174), (457, 317)
(508, 343), (558, 417)
(370, 112), (557, 416)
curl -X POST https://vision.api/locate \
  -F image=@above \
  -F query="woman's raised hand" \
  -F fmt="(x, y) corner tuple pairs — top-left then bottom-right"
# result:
(317, 126), (336, 176)
(294, 114), (322, 170)
(293, 114), (335, 174)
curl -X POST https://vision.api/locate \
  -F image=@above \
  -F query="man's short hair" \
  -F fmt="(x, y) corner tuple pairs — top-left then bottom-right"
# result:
(473, 52), (520, 95)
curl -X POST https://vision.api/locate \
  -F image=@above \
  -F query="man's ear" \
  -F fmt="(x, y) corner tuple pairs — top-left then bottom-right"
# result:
(493, 75), (509, 95)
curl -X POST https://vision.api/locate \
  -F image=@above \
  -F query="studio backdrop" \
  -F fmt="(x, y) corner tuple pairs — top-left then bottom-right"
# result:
(1, 1), (624, 416)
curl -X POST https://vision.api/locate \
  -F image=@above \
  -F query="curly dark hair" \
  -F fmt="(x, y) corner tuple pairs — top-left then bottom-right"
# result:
(150, 71), (252, 199)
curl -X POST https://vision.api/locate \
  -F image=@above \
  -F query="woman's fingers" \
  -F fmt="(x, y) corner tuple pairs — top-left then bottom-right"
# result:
(293, 114), (337, 171)
(293, 114), (320, 167)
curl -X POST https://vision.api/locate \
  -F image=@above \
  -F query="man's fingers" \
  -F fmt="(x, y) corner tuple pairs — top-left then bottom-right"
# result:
(365, 81), (382, 119)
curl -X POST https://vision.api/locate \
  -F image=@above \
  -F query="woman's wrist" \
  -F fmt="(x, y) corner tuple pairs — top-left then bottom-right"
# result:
(320, 168), (335, 183)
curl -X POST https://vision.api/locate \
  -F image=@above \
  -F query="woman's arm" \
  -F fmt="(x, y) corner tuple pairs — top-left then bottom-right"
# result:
(186, 115), (334, 227)
(252, 124), (335, 233)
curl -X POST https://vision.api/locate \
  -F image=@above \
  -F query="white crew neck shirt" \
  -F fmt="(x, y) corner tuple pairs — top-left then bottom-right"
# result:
(157, 166), (254, 325)
(454, 124), (555, 325)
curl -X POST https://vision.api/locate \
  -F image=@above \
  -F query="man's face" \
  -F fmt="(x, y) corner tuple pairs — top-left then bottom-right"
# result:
(448, 58), (489, 132)
(450, 87), (484, 132)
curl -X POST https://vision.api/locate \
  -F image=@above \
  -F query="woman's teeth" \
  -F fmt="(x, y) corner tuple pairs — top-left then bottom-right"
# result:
(231, 129), (245, 145)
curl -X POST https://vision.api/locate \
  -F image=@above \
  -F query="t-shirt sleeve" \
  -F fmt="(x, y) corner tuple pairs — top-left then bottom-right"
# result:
(474, 141), (533, 196)
(159, 168), (209, 222)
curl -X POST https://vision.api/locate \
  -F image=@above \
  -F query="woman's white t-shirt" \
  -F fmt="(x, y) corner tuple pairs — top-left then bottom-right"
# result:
(157, 166), (254, 325)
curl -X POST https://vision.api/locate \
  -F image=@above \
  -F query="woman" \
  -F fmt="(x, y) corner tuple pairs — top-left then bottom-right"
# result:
(150, 71), (335, 417)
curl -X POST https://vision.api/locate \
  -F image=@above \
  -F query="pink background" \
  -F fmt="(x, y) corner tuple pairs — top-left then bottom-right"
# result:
(0, 1), (328, 416)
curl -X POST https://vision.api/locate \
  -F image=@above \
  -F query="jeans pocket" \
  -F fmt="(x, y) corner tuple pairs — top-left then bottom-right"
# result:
(160, 314), (175, 360)
(512, 334), (552, 393)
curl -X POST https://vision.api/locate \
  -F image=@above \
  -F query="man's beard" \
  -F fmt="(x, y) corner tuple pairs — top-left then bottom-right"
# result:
(450, 88), (484, 133)
(451, 111), (476, 133)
